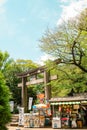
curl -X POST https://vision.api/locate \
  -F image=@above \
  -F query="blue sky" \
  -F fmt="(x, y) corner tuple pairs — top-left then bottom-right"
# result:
(0, 0), (87, 63)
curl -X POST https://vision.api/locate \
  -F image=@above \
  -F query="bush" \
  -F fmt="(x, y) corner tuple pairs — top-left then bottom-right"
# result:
(0, 72), (11, 130)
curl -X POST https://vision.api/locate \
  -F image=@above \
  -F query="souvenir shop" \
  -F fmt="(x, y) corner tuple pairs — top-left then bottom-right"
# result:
(49, 93), (87, 129)
(21, 93), (52, 128)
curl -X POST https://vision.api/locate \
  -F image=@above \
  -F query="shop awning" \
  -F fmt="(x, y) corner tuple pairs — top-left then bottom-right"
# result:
(50, 101), (81, 105)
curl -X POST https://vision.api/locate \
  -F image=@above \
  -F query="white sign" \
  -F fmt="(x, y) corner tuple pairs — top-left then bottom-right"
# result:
(19, 107), (24, 126)
(28, 97), (33, 110)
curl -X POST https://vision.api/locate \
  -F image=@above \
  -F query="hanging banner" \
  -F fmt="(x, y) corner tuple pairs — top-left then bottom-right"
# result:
(9, 101), (14, 112)
(28, 97), (33, 110)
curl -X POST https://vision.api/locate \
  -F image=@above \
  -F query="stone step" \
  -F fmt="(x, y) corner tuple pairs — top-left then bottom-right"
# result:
(10, 114), (19, 126)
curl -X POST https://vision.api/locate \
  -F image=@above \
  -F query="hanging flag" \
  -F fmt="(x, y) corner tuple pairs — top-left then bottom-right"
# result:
(28, 97), (33, 110)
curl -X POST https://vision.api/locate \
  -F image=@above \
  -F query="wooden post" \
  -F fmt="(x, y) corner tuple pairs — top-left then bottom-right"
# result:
(44, 70), (51, 100)
(21, 77), (27, 112)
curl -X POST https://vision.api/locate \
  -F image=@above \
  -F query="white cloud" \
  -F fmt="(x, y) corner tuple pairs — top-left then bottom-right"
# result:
(60, 0), (73, 2)
(37, 54), (55, 65)
(0, 0), (7, 14)
(0, 0), (7, 6)
(57, 0), (87, 25)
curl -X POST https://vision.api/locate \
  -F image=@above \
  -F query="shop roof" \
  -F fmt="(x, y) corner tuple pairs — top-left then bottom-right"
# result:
(49, 95), (87, 103)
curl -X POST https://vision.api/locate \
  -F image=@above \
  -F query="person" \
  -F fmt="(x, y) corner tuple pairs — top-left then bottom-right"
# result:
(85, 108), (87, 126)
(76, 108), (83, 128)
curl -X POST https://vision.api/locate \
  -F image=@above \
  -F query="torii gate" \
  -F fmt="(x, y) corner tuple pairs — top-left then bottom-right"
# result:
(17, 59), (61, 112)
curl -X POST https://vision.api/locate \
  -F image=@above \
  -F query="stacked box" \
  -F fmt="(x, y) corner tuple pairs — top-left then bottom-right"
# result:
(40, 116), (45, 127)
(29, 118), (34, 128)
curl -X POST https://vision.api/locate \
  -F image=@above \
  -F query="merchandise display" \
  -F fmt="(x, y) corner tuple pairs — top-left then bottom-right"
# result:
(23, 103), (50, 128)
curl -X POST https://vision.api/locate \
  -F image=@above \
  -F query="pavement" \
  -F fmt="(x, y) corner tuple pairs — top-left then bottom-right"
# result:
(7, 126), (87, 130)
(7, 126), (53, 130)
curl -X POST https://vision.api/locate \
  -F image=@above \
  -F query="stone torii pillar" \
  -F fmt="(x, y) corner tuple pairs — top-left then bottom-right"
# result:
(44, 70), (51, 100)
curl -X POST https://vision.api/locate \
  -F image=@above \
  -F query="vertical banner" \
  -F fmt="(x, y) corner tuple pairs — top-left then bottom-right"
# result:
(19, 107), (24, 126)
(9, 101), (14, 112)
(28, 97), (33, 110)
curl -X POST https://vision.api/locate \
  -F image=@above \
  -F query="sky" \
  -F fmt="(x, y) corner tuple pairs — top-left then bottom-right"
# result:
(0, 0), (87, 64)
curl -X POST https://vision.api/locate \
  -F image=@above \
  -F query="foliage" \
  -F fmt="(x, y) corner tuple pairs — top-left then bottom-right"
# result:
(0, 51), (13, 72)
(44, 59), (87, 97)
(4, 61), (22, 105)
(16, 59), (39, 72)
(0, 72), (11, 130)
(4, 59), (39, 106)
(78, 8), (87, 31)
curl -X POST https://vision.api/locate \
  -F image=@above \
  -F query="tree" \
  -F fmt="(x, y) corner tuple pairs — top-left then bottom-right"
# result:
(39, 8), (87, 96)
(0, 72), (11, 130)
(0, 50), (40, 111)
(39, 8), (87, 73)
(0, 51), (20, 106)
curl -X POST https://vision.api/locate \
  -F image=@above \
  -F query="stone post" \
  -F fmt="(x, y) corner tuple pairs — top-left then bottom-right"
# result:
(21, 77), (27, 112)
